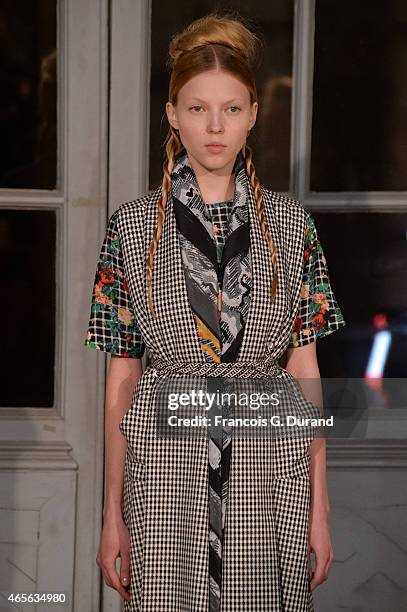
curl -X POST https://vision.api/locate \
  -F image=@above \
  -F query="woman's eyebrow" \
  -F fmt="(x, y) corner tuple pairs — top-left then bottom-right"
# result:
(188, 97), (244, 104)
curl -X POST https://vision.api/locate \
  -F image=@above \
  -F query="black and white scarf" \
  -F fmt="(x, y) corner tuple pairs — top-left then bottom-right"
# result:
(170, 150), (252, 362)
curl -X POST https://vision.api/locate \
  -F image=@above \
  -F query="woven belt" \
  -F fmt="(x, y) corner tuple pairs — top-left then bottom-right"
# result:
(148, 353), (282, 379)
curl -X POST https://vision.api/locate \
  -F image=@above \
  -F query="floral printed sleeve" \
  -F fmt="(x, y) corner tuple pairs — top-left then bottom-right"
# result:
(83, 209), (146, 358)
(288, 213), (346, 348)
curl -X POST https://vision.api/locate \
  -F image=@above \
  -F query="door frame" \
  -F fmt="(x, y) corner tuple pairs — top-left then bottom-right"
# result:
(103, 0), (151, 610)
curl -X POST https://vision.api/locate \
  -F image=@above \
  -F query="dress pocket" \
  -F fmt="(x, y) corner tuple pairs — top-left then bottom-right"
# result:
(119, 389), (140, 434)
(127, 459), (146, 482)
(272, 436), (311, 480)
(122, 455), (146, 527)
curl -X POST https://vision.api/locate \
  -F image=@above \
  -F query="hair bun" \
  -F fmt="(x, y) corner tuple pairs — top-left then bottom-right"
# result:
(168, 13), (259, 68)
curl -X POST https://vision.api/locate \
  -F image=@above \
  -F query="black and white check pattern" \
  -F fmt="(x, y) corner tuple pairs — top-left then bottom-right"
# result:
(207, 200), (232, 260)
(84, 166), (346, 609)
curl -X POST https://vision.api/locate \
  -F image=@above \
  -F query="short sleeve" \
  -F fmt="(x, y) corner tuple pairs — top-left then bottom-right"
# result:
(83, 209), (146, 358)
(287, 213), (346, 348)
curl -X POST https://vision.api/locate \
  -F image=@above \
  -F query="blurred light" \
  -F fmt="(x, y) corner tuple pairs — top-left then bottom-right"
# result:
(373, 312), (388, 330)
(365, 329), (392, 379)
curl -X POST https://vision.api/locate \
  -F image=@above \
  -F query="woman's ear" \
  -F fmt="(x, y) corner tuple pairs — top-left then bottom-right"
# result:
(166, 101), (179, 130)
(249, 101), (258, 130)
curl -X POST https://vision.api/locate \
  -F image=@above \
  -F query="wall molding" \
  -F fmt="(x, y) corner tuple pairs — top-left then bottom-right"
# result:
(327, 439), (407, 469)
(0, 441), (77, 471)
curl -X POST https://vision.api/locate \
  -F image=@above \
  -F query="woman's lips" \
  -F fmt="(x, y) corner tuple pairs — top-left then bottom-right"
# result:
(205, 144), (227, 153)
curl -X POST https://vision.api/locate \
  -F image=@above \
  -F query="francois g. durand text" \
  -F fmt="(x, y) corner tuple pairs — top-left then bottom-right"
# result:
(167, 415), (334, 428)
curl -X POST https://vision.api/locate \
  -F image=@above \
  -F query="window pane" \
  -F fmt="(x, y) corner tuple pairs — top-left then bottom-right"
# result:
(0, 1), (57, 189)
(150, 1), (293, 191)
(1, 210), (56, 407)
(312, 211), (407, 383)
(311, 1), (407, 191)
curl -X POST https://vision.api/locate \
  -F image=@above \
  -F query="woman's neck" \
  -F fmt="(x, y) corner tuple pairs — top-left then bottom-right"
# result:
(201, 174), (235, 204)
(187, 154), (235, 204)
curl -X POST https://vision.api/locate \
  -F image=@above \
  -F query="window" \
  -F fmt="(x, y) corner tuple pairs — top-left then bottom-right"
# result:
(0, 0), (57, 407)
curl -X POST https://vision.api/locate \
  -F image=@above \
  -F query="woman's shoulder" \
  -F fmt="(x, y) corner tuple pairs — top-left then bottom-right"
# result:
(260, 186), (312, 226)
(116, 186), (160, 214)
(112, 186), (161, 226)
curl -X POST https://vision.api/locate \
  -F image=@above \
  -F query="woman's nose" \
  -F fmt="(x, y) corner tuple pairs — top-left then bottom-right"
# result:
(206, 113), (224, 133)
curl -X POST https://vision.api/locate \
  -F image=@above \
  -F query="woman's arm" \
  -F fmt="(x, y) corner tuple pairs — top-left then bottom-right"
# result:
(285, 342), (333, 589)
(96, 355), (143, 601)
(104, 355), (143, 518)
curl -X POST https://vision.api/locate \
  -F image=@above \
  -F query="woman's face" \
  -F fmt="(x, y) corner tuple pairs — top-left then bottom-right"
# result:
(166, 69), (258, 174)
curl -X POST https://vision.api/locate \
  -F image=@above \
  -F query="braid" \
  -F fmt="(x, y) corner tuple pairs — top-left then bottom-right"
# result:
(243, 143), (278, 301)
(146, 128), (183, 318)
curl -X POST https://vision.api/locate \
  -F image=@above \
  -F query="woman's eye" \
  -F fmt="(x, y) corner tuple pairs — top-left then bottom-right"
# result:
(189, 105), (241, 113)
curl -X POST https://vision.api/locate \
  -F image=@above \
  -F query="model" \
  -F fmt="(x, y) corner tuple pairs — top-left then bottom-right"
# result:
(84, 12), (346, 612)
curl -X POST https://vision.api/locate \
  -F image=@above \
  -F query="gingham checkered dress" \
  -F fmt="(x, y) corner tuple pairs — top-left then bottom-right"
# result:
(84, 159), (346, 611)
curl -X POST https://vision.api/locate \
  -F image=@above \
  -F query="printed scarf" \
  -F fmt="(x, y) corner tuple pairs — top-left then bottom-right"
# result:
(171, 150), (252, 363)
